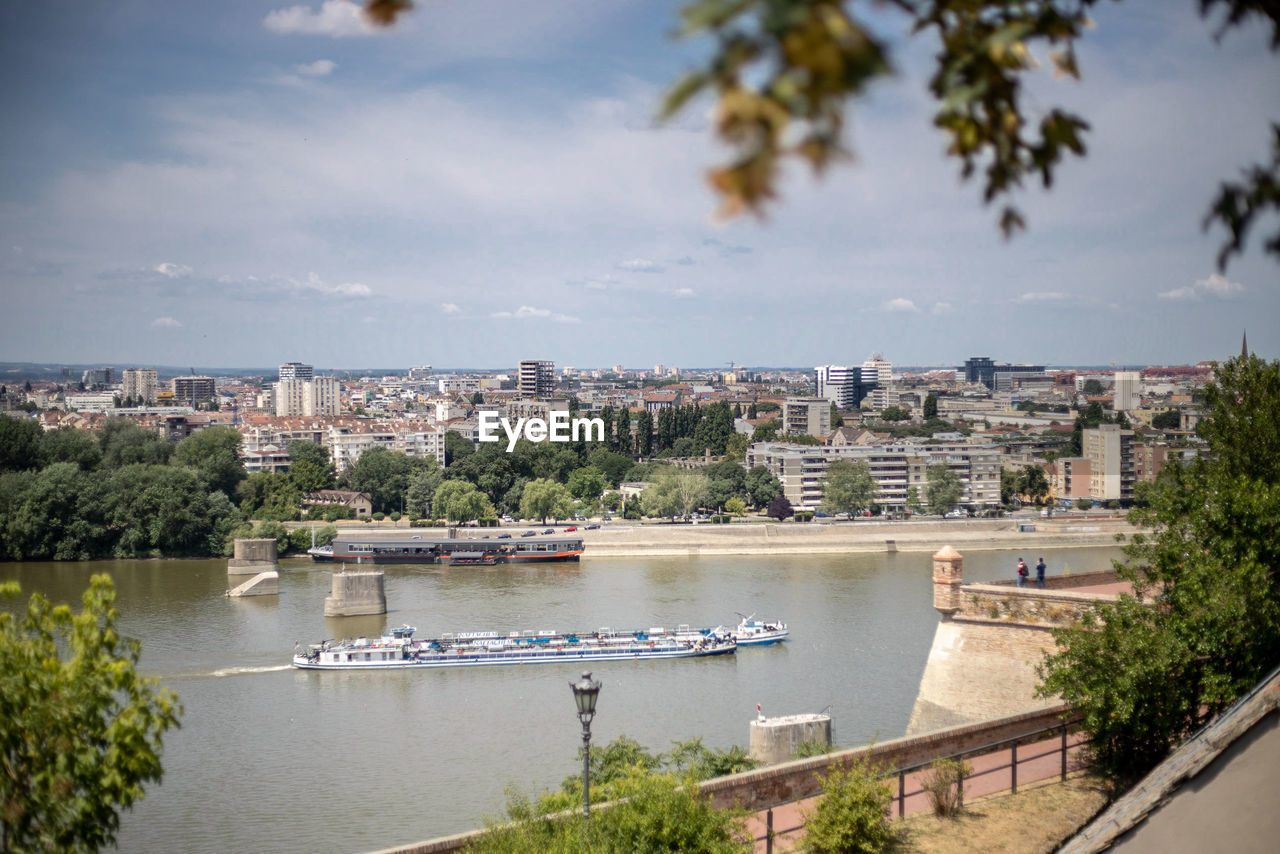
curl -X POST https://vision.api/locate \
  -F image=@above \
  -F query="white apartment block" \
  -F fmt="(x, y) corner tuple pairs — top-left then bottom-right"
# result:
(278, 362), (314, 381)
(121, 368), (158, 404)
(745, 441), (1002, 510)
(782, 397), (832, 438)
(1083, 424), (1135, 501)
(274, 376), (339, 417)
(861, 355), (892, 386)
(1113, 371), (1141, 412)
(327, 423), (445, 471)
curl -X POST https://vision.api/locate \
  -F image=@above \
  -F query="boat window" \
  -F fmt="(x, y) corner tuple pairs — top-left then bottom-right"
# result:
(364, 653), (371, 661)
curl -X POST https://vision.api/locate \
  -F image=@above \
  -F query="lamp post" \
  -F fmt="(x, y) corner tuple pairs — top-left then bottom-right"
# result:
(569, 670), (602, 818)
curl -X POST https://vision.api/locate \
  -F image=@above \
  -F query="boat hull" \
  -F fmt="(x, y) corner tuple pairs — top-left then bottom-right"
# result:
(292, 642), (733, 670)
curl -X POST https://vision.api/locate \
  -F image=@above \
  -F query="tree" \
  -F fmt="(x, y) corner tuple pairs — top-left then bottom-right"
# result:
(405, 460), (444, 519)
(566, 466), (607, 503)
(171, 425), (246, 497)
(906, 485), (923, 515)
(634, 409), (655, 457)
(341, 447), (417, 514)
(0, 575), (182, 851)
(1016, 464), (1050, 505)
(766, 493), (793, 520)
(1082, 379), (1105, 395)
(1150, 409), (1182, 430)
(923, 393), (939, 420)
(819, 459), (878, 515)
(800, 758), (896, 854)
(750, 419), (781, 443)
(879, 406), (910, 422)
(40, 427), (102, 471)
(432, 479), (496, 523)
(519, 478), (573, 524)
(98, 419), (172, 468)
(640, 471), (709, 518)
(443, 430), (474, 466)
(925, 464), (963, 514)
(1039, 355), (1280, 782)
(724, 431), (750, 461)
(829, 403), (843, 428)
(724, 496), (747, 516)
(0, 415), (45, 473)
(1076, 497), (1094, 511)
(744, 465), (783, 508)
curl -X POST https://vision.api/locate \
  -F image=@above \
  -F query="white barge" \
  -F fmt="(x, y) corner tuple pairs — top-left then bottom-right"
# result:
(292, 625), (736, 670)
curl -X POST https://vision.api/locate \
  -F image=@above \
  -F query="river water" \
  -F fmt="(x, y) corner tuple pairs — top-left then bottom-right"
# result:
(1, 545), (1122, 853)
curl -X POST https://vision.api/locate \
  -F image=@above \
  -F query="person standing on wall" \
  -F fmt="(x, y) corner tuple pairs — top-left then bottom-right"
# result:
(1036, 557), (1047, 589)
(1017, 557), (1028, 588)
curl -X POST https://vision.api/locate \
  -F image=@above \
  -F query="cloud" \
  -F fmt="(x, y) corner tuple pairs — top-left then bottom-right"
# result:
(675, 255), (695, 266)
(299, 272), (371, 297)
(931, 302), (953, 316)
(294, 59), (337, 77)
(617, 258), (664, 273)
(150, 316), (182, 328)
(1016, 291), (1072, 303)
(264, 1), (375, 38)
(441, 302), (461, 314)
(672, 287), (695, 299)
(1159, 272), (1246, 302)
(155, 262), (192, 278)
(884, 298), (918, 312)
(491, 305), (580, 323)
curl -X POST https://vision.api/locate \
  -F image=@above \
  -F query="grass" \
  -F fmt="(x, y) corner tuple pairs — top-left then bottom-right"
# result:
(891, 772), (1110, 854)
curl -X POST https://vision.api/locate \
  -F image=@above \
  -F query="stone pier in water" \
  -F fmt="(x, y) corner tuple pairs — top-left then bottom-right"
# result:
(324, 569), (387, 617)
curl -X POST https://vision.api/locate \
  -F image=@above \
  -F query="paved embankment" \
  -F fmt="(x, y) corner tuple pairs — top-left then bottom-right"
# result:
(574, 517), (1137, 558)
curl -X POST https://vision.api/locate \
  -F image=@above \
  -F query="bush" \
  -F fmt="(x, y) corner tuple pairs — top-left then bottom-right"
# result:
(801, 758), (895, 854)
(920, 757), (971, 817)
(794, 511), (814, 523)
(251, 520), (290, 554)
(372, 512), (385, 521)
(410, 518), (429, 527)
(791, 740), (834, 759)
(389, 511), (402, 522)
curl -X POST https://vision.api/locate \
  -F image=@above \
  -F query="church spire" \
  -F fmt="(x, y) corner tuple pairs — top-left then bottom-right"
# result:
(1242, 329), (1249, 359)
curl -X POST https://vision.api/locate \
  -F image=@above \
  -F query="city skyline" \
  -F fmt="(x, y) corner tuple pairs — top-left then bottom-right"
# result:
(2, 1), (1277, 368)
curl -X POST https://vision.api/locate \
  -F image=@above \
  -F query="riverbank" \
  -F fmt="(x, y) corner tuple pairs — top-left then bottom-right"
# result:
(321, 516), (1138, 558)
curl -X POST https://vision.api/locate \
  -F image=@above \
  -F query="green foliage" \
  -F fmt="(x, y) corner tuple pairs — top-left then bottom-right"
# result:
(744, 465), (782, 508)
(1082, 378), (1105, 395)
(792, 740), (835, 759)
(1039, 355), (1280, 783)
(1015, 464), (1050, 504)
(878, 406), (910, 423)
(0, 575), (182, 851)
(819, 459), (878, 515)
(766, 494), (793, 520)
(1150, 409), (1182, 430)
(751, 419), (781, 443)
(0, 415), (46, 473)
(252, 520), (291, 554)
(641, 471), (709, 518)
(520, 478), (574, 523)
(925, 465), (964, 515)
(405, 459), (444, 519)
(921, 757), (971, 818)
(40, 427), (102, 471)
(434, 480), (497, 524)
(923, 393), (939, 420)
(341, 447), (423, 514)
(566, 466), (607, 503)
(667, 738), (761, 779)
(724, 496), (747, 516)
(237, 472), (301, 521)
(800, 757), (895, 854)
(171, 426), (246, 497)
(98, 418), (172, 468)
(444, 430), (475, 465)
(1076, 497), (1094, 511)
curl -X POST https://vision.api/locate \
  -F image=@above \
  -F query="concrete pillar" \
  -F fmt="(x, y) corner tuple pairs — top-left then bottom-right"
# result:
(932, 545), (963, 616)
(749, 713), (833, 765)
(228, 538), (279, 577)
(227, 571), (279, 597)
(324, 569), (387, 617)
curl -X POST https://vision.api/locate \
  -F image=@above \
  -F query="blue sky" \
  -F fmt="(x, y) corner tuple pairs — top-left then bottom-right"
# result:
(1, 0), (1276, 370)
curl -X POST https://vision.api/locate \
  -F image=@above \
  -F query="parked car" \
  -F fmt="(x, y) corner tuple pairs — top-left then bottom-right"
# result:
(520, 531), (536, 537)
(564, 525), (578, 532)
(945, 509), (966, 518)
(585, 523), (600, 530)
(542, 528), (554, 535)
(497, 533), (511, 539)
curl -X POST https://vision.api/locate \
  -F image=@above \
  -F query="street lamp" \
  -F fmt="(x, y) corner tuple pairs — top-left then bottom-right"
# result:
(569, 670), (602, 817)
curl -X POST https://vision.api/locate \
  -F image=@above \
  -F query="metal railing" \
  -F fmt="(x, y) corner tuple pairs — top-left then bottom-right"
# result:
(757, 721), (1086, 853)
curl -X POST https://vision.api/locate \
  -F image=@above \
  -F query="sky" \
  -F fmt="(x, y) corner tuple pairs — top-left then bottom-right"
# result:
(1, 0), (1277, 372)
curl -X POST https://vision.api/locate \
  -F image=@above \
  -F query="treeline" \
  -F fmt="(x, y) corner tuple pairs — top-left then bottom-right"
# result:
(0, 418), (246, 560)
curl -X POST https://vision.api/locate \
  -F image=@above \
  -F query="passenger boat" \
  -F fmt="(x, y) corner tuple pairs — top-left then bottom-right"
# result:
(291, 625), (735, 670)
(731, 615), (789, 646)
(309, 535), (584, 565)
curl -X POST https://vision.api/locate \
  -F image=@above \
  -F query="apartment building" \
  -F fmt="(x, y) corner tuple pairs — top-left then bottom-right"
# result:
(326, 422), (445, 471)
(278, 362), (314, 381)
(121, 368), (158, 404)
(517, 360), (555, 398)
(273, 376), (338, 417)
(1049, 457), (1093, 501)
(1114, 371), (1141, 412)
(745, 441), (1002, 510)
(1083, 424), (1135, 501)
(172, 375), (216, 405)
(782, 397), (832, 438)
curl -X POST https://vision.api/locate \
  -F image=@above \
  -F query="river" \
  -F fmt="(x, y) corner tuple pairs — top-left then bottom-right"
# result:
(1, 545), (1122, 853)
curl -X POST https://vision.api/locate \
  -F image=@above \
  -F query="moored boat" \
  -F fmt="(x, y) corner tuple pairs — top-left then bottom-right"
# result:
(732, 615), (789, 646)
(314, 535), (584, 565)
(292, 625), (735, 670)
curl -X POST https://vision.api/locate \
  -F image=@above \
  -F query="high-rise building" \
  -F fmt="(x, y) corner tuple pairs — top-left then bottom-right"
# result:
(274, 376), (339, 416)
(963, 356), (996, 389)
(279, 362), (314, 381)
(172, 375), (216, 405)
(408, 366), (433, 381)
(1113, 371), (1140, 412)
(1084, 424), (1135, 501)
(861, 354), (892, 386)
(517, 360), (555, 398)
(783, 398), (833, 438)
(815, 365), (874, 410)
(82, 367), (115, 389)
(121, 368), (158, 404)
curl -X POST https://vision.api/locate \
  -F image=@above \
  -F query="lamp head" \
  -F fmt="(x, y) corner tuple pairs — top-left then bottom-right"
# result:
(570, 671), (601, 721)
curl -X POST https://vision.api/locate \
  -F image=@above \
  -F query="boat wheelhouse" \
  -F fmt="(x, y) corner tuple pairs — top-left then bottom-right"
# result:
(311, 535), (584, 565)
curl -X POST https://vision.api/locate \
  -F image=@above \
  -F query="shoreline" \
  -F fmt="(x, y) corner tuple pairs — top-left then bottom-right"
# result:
(322, 516), (1137, 559)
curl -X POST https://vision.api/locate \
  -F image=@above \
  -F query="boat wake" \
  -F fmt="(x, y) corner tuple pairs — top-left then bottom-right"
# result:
(205, 664), (293, 678)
